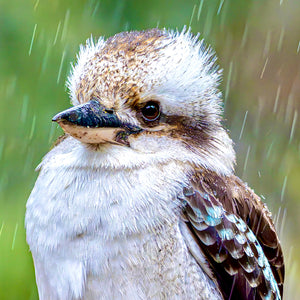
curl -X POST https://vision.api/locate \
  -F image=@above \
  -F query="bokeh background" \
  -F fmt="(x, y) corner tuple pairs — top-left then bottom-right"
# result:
(0, 0), (299, 299)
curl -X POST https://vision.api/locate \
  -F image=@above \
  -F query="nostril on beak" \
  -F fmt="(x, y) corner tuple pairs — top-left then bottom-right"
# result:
(105, 108), (114, 114)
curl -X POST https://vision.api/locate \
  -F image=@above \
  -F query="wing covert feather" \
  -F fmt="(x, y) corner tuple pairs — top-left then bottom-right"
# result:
(179, 170), (284, 300)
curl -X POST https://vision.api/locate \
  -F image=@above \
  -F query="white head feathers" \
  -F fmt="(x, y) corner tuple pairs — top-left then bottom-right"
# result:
(65, 28), (235, 175)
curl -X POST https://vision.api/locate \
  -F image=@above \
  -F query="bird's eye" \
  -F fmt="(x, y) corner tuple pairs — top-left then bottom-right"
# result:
(141, 101), (160, 121)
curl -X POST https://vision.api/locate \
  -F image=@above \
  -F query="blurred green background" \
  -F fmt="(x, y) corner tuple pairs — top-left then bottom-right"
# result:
(0, 0), (299, 299)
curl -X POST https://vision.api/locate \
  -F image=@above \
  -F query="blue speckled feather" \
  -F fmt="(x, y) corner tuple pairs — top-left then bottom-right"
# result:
(179, 171), (284, 300)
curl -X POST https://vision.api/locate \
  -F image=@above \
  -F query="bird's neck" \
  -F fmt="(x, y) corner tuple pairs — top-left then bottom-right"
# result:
(27, 138), (193, 250)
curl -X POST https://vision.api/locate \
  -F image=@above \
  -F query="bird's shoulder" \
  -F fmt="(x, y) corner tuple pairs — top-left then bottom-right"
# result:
(179, 169), (284, 299)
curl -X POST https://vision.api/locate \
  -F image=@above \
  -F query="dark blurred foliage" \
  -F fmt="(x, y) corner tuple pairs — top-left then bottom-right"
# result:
(0, 0), (299, 298)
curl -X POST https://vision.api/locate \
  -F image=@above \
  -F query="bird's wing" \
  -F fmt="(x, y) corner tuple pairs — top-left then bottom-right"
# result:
(178, 170), (284, 300)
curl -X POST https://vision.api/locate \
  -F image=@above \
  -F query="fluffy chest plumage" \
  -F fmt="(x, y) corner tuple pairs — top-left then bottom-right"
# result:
(26, 143), (222, 299)
(26, 152), (189, 247)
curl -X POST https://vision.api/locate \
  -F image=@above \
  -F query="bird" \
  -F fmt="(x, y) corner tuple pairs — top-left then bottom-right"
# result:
(25, 28), (284, 300)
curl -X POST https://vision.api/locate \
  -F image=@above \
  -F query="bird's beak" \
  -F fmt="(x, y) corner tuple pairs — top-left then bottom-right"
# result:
(52, 99), (140, 144)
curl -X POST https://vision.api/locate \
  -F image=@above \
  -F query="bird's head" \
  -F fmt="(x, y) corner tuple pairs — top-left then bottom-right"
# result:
(53, 28), (235, 175)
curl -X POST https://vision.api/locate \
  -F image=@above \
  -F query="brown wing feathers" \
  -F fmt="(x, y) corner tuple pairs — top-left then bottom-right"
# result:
(201, 172), (284, 295)
(179, 170), (284, 299)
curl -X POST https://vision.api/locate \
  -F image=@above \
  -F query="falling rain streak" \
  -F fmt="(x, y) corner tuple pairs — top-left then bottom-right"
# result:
(243, 145), (251, 174)
(197, 0), (204, 21)
(273, 85), (281, 114)
(21, 95), (29, 123)
(0, 137), (4, 161)
(289, 110), (298, 144)
(29, 115), (36, 140)
(224, 61), (233, 104)
(277, 28), (285, 52)
(274, 206), (281, 230)
(217, 0), (225, 15)
(11, 223), (18, 250)
(57, 50), (66, 84)
(241, 24), (248, 48)
(280, 176), (288, 202)
(239, 111), (248, 140)
(189, 5), (196, 27)
(61, 10), (70, 42)
(28, 24), (37, 56)
(48, 124), (56, 144)
(34, 0), (40, 11)
(260, 57), (269, 79)
(53, 21), (62, 45)
(266, 141), (274, 160)
(92, 1), (100, 18)
(0, 223), (4, 238)
(279, 208), (287, 240)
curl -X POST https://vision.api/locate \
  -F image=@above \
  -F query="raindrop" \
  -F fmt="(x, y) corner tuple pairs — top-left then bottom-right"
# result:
(203, 8), (213, 37)
(280, 176), (287, 202)
(34, 0), (40, 11)
(0, 222), (4, 238)
(219, 3), (227, 30)
(273, 85), (281, 114)
(0, 137), (4, 161)
(279, 207), (287, 239)
(239, 110), (248, 140)
(224, 61), (233, 104)
(241, 24), (248, 48)
(11, 223), (18, 250)
(263, 31), (271, 57)
(29, 24), (37, 56)
(29, 115), (36, 140)
(57, 50), (66, 84)
(274, 206), (281, 229)
(61, 9), (70, 42)
(277, 27), (285, 52)
(260, 57), (269, 79)
(42, 42), (51, 74)
(217, 0), (225, 15)
(189, 4), (196, 27)
(123, 22), (130, 31)
(266, 141), (274, 160)
(285, 93), (294, 124)
(48, 123), (56, 144)
(243, 145), (251, 173)
(53, 21), (62, 46)
(197, 0), (204, 21)
(37, 28), (45, 46)
(289, 110), (298, 144)
(92, 1), (100, 18)
(5, 76), (17, 97)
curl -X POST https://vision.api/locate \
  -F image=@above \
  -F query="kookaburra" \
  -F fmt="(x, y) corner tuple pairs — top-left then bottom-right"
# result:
(26, 28), (284, 300)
